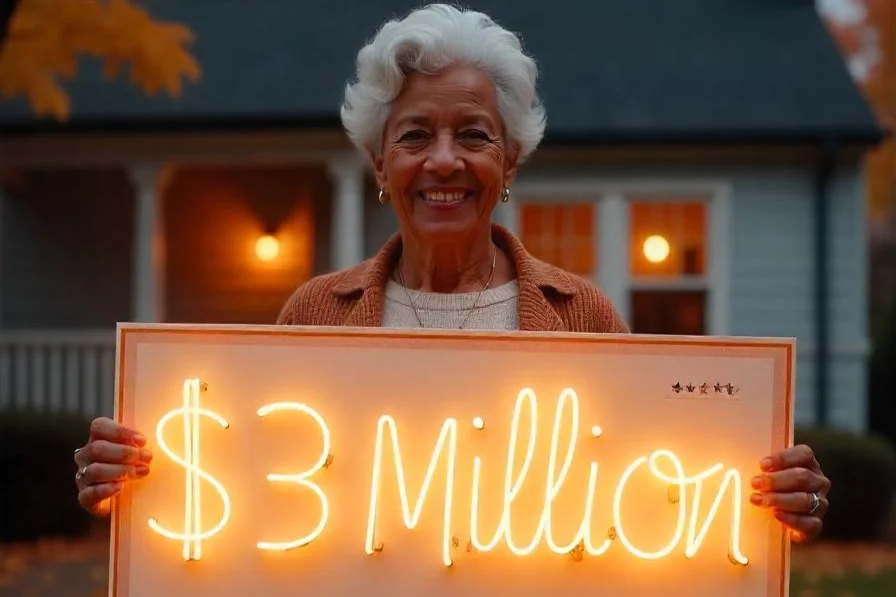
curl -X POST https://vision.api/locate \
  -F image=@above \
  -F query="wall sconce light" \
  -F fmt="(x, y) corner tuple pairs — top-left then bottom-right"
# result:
(250, 194), (299, 263)
(255, 233), (280, 262)
(643, 235), (670, 263)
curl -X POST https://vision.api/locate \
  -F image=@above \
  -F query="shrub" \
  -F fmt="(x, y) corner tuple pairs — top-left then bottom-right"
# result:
(796, 427), (896, 542)
(869, 298), (896, 447)
(0, 408), (96, 542)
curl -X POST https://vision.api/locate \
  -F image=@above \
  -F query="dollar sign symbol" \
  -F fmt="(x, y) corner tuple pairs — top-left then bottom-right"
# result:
(148, 378), (231, 561)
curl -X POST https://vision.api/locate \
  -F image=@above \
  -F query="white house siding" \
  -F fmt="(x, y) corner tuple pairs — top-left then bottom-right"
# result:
(820, 166), (868, 432)
(728, 165), (868, 432)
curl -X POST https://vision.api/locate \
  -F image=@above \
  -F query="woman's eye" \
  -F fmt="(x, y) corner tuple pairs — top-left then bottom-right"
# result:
(398, 130), (428, 142)
(460, 130), (491, 141)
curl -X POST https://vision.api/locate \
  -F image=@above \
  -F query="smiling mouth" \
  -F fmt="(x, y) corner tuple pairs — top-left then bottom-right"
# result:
(417, 190), (472, 206)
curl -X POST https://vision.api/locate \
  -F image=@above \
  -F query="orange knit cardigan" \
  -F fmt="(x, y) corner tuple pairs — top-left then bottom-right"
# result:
(276, 224), (630, 333)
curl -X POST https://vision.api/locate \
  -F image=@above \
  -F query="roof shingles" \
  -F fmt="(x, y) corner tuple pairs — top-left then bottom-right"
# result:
(0, 0), (883, 142)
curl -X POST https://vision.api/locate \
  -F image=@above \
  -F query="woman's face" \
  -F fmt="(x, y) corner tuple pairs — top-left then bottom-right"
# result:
(371, 64), (519, 245)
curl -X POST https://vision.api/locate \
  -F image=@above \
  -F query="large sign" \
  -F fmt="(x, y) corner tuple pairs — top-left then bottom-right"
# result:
(110, 324), (794, 597)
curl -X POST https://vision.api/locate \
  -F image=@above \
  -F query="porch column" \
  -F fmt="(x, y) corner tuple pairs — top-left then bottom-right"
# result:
(327, 156), (366, 271)
(597, 192), (630, 325)
(128, 163), (170, 323)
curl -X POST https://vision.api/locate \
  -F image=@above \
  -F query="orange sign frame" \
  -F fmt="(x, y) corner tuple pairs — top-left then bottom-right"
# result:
(110, 324), (794, 597)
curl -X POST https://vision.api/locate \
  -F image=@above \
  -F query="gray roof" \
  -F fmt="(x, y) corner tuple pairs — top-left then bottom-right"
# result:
(0, 0), (885, 144)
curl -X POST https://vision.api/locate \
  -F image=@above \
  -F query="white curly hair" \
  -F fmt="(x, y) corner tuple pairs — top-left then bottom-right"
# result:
(340, 3), (547, 162)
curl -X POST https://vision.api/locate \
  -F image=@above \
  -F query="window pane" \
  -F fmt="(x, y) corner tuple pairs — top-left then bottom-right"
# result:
(630, 290), (706, 335)
(520, 203), (596, 275)
(630, 201), (707, 278)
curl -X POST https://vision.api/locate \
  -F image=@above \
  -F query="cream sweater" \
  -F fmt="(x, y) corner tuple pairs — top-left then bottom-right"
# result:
(382, 279), (520, 330)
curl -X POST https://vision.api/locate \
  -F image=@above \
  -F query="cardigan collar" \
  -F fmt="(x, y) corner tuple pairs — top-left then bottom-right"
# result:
(331, 224), (576, 331)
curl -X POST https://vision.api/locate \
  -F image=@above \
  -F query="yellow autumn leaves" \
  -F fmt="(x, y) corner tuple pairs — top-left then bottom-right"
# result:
(0, 0), (200, 120)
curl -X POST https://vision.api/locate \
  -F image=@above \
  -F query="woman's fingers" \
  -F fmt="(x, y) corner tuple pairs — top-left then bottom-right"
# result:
(78, 482), (123, 517)
(750, 491), (829, 515)
(74, 418), (153, 518)
(79, 439), (153, 467)
(760, 445), (820, 473)
(88, 417), (147, 447)
(77, 462), (150, 487)
(773, 511), (824, 543)
(751, 467), (828, 494)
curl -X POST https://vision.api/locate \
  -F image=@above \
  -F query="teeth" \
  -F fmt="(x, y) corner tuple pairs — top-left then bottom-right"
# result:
(422, 191), (466, 203)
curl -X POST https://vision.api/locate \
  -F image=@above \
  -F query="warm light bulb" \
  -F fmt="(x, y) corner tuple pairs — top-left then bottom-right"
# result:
(255, 235), (280, 261)
(643, 235), (670, 263)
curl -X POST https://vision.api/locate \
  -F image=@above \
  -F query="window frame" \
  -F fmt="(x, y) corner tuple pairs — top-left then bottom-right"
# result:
(509, 178), (732, 335)
(518, 202), (598, 277)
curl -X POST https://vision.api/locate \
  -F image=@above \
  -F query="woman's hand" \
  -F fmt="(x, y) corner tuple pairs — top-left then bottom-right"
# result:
(74, 417), (153, 517)
(750, 444), (830, 543)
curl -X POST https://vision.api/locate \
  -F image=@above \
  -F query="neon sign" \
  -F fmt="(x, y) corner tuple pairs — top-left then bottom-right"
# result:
(148, 379), (749, 567)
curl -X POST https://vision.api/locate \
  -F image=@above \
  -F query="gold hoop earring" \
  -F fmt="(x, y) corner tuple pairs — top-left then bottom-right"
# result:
(501, 187), (511, 203)
(378, 188), (389, 204)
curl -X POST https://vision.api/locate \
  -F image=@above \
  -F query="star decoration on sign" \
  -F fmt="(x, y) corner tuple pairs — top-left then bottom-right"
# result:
(671, 381), (740, 396)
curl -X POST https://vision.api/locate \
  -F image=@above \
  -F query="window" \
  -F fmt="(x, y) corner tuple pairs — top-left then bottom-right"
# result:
(511, 181), (728, 336)
(631, 290), (706, 336)
(520, 203), (595, 275)
(630, 201), (706, 278)
(628, 200), (709, 335)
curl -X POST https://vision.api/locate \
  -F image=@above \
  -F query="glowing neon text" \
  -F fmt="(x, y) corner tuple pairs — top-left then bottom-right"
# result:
(147, 382), (750, 567)
(148, 378), (232, 561)
(256, 402), (332, 551)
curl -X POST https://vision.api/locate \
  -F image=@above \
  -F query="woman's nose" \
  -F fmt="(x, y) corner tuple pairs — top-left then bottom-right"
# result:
(424, 134), (464, 175)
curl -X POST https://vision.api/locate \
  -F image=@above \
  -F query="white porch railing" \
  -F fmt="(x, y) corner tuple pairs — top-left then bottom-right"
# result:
(0, 329), (117, 420)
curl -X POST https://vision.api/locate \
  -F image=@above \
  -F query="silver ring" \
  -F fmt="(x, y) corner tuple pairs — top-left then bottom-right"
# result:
(75, 465), (89, 483)
(73, 447), (83, 457)
(808, 491), (821, 515)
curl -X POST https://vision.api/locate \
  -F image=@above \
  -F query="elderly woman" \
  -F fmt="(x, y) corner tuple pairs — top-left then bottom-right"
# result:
(74, 3), (830, 543)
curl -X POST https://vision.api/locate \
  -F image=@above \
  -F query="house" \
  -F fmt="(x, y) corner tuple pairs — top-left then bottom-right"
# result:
(0, 0), (885, 432)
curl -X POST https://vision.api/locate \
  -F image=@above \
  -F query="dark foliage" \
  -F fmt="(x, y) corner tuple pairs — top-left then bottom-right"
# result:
(797, 427), (896, 542)
(0, 408), (95, 542)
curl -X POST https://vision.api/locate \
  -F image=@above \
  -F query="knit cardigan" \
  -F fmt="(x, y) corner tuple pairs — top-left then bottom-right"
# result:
(276, 224), (630, 334)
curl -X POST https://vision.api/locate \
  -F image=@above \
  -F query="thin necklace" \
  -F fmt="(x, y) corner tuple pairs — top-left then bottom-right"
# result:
(396, 245), (498, 329)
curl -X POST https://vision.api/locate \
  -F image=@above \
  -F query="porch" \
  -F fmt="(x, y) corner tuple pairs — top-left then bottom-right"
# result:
(0, 137), (521, 420)
(0, 146), (387, 419)
(0, 330), (115, 419)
